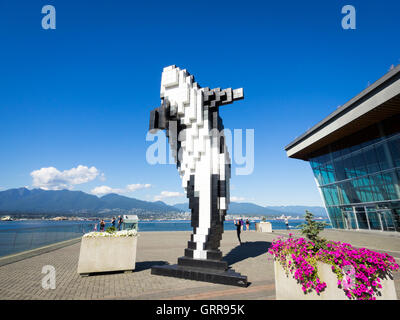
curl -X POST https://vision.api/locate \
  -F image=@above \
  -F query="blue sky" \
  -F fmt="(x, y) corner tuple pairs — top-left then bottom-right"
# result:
(0, 0), (399, 206)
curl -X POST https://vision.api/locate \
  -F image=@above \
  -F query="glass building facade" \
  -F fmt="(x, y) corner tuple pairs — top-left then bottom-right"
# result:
(309, 114), (400, 232)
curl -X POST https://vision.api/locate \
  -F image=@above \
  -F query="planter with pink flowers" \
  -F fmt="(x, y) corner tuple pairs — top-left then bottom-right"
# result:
(269, 236), (399, 300)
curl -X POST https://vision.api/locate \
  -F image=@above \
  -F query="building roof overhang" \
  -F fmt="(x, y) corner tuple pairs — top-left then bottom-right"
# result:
(285, 65), (400, 160)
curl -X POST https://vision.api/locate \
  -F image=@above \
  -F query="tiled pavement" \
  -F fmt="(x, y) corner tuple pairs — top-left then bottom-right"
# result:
(0, 229), (398, 300)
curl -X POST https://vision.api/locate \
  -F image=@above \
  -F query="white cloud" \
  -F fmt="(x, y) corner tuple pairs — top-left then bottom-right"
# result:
(91, 183), (152, 196)
(31, 165), (100, 190)
(91, 185), (124, 196)
(154, 191), (184, 201)
(126, 184), (151, 192)
(231, 196), (246, 202)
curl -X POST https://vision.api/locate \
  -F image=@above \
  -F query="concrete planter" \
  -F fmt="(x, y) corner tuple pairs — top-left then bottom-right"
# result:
(77, 235), (137, 275)
(257, 222), (272, 233)
(274, 260), (397, 300)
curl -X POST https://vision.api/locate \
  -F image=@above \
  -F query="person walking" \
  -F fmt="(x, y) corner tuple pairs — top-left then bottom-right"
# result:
(284, 217), (289, 230)
(240, 218), (244, 231)
(246, 219), (250, 231)
(234, 219), (242, 245)
(117, 215), (123, 231)
(111, 217), (116, 228)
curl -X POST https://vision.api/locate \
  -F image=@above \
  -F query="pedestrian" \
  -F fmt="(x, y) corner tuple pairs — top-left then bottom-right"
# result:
(234, 219), (242, 245)
(285, 217), (289, 230)
(240, 218), (244, 231)
(100, 219), (105, 231)
(117, 215), (123, 231)
(111, 217), (116, 228)
(246, 219), (250, 231)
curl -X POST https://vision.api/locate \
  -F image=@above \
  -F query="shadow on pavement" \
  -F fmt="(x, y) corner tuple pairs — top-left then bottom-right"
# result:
(81, 261), (169, 277)
(135, 260), (168, 272)
(223, 241), (272, 266)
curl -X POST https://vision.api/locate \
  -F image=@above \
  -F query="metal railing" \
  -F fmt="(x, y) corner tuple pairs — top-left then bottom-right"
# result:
(0, 223), (96, 258)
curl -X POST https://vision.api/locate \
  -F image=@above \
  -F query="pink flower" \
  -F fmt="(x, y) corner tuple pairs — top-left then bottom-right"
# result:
(268, 236), (399, 300)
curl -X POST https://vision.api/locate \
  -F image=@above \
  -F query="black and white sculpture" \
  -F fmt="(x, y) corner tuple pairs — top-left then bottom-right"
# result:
(150, 65), (247, 287)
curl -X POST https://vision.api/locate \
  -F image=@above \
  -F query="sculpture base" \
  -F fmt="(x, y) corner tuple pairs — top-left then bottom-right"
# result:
(151, 262), (248, 287)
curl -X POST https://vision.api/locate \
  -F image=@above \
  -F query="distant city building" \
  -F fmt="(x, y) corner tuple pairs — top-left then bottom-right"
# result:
(286, 65), (400, 232)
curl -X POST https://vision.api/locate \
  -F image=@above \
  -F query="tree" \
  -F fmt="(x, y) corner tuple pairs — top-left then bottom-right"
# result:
(299, 210), (328, 247)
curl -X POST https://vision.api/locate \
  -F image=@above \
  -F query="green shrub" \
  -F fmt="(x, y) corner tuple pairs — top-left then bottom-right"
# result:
(106, 226), (116, 234)
(299, 210), (328, 250)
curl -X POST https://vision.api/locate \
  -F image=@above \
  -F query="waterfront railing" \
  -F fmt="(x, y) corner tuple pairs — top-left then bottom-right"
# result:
(0, 223), (96, 258)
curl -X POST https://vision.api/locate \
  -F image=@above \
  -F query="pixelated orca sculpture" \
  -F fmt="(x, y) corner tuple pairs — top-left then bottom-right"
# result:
(150, 65), (247, 287)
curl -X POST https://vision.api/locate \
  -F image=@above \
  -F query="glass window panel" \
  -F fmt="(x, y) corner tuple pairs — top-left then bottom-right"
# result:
(321, 187), (333, 206)
(374, 144), (390, 171)
(348, 145), (358, 154)
(380, 210), (396, 231)
(322, 186), (340, 206)
(355, 209), (369, 230)
(363, 147), (380, 174)
(331, 149), (342, 160)
(326, 163), (336, 184)
(352, 178), (367, 203)
(343, 156), (357, 179)
(326, 187), (336, 206)
(338, 182), (350, 205)
(312, 167), (323, 185)
(319, 154), (329, 165)
(326, 207), (337, 228)
(392, 208), (400, 232)
(366, 210), (382, 230)
(359, 141), (370, 149)
(327, 207), (344, 229)
(352, 152), (367, 177)
(369, 174), (388, 201)
(310, 160), (319, 170)
(319, 163), (336, 185)
(330, 186), (339, 204)
(351, 179), (360, 202)
(342, 210), (357, 229)
(380, 172), (399, 200)
(357, 177), (374, 202)
(333, 158), (347, 181)
(340, 147), (350, 158)
(342, 181), (360, 204)
(388, 137), (400, 168)
(320, 165), (330, 185)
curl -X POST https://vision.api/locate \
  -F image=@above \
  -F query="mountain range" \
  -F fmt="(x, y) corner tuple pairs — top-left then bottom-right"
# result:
(0, 188), (179, 216)
(0, 188), (327, 217)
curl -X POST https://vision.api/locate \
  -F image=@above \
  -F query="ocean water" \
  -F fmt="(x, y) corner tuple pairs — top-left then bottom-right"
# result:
(0, 220), (96, 258)
(137, 219), (327, 232)
(0, 219), (331, 257)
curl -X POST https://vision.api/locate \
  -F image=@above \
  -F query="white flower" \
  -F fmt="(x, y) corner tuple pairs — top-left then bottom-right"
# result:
(83, 229), (138, 238)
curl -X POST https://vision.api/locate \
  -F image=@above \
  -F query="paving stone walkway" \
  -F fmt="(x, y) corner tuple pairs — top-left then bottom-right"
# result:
(0, 229), (398, 300)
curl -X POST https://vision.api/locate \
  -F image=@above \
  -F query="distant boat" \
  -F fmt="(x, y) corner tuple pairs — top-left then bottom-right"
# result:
(1, 216), (13, 221)
(52, 216), (68, 221)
